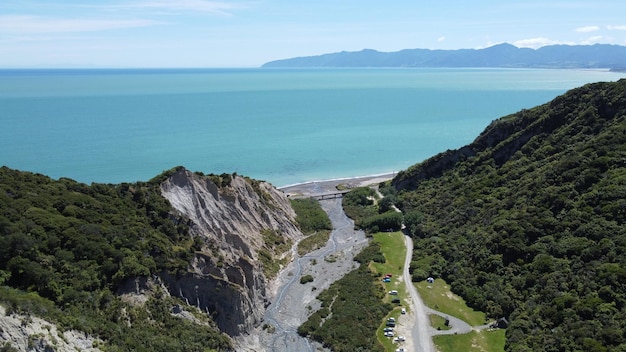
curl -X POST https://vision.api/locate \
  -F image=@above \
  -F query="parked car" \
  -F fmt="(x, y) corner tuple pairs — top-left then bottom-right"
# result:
(386, 321), (396, 327)
(389, 290), (398, 295)
(394, 336), (406, 342)
(383, 277), (391, 283)
(384, 331), (394, 337)
(384, 327), (394, 332)
(401, 308), (406, 314)
(391, 298), (401, 304)
(387, 317), (396, 323)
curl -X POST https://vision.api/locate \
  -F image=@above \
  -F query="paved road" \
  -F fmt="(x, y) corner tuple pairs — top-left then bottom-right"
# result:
(404, 235), (436, 352)
(403, 234), (477, 352)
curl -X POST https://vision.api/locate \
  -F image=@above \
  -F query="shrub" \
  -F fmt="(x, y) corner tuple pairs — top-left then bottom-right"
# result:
(291, 198), (332, 234)
(300, 275), (314, 284)
(361, 212), (403, 233)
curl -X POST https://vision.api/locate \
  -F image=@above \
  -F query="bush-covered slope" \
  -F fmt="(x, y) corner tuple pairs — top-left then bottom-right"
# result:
(391, 79), (626, 351)
(342, 186), (403, 234)
(0, 166), (231, 350)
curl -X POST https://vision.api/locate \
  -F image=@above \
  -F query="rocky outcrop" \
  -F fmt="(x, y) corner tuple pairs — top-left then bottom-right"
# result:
(158, 168), (303, 336)
(0, 306), (101, 352)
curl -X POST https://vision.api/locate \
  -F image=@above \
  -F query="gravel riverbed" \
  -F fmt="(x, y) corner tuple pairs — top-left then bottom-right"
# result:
(235, 175), (393, 352)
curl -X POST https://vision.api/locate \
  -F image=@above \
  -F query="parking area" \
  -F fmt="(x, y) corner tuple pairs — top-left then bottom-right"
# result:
(380, 272), (411, 351)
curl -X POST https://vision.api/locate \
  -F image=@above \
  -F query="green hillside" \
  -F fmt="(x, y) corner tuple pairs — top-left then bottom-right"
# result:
(0, 166), (232, 351)
(391, 79), (626, 351)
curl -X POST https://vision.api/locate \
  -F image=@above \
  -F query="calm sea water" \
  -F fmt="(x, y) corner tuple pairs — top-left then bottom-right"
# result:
(1, 68), (624, 187)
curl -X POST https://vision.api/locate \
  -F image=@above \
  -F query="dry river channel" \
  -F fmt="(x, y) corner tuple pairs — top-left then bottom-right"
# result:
(261, 196), (368, 351)
(237, 177), (385, 351)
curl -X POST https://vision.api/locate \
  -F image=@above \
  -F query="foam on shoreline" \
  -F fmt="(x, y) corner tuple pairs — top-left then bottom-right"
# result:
(277, 171), (397, 190)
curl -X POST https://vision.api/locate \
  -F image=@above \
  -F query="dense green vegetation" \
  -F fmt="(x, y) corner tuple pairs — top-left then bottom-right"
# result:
(342, 187), (402, 233)
(291, 198), (332, 233)
(290, 198), (332, 255)
(297, 241), (391, 351)
(0, 166), (231, 350)
(391, 79), (626, 351)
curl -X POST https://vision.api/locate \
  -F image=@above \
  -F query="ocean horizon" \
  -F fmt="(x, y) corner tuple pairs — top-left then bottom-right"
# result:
(2, 67), (625, 187)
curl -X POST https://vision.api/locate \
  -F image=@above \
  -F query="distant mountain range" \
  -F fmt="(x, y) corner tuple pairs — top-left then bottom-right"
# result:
(262, 43), (626, 70)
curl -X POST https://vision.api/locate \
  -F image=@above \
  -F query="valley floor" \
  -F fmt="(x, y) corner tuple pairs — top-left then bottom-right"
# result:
(236, 174), (394, 351)
(239, 173), (501, 352)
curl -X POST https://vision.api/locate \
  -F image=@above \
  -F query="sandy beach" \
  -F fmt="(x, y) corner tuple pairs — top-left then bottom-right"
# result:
(278, 172), (397, 198)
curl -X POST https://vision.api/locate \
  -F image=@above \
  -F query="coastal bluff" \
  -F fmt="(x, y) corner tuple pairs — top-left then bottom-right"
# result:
(158, 168), (303, 336)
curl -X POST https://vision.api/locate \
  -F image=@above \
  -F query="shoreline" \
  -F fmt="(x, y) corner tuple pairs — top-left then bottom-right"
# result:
(277, 171), (397, 189)
(278, 171), (397, 197)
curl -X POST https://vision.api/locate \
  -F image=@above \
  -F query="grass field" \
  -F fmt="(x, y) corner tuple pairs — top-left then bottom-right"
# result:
(434, 329), (506, 352)
(429, 314), (452, 331)
(371, 232), (406, 274)
(415, 278), (487, 326)
(415, 278), (505, 351)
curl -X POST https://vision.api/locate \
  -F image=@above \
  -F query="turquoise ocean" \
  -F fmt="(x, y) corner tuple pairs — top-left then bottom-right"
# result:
(1, 68), (625, 187)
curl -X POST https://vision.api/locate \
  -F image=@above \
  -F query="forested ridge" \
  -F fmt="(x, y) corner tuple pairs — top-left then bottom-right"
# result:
(0, 166), (232, 350)
(391, 79), (626, 351)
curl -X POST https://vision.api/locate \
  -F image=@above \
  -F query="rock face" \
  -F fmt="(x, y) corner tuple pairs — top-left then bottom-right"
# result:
(159, 168), (303, 336)
(0, 306), (101, 352)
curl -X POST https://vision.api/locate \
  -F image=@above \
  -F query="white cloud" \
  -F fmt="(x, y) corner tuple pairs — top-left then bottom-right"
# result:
(512, 37), (575, 49)
(107, 0), (243, 15)
(0, 15), (162, 34)
(581, 36), (605, 45)
(474, 41), (504, 50)
(437, 36), (446, 42)
(607, 25), (626, 31)
(575, 25), (599, 33)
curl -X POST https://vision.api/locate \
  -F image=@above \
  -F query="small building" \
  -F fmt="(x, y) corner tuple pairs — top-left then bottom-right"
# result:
(491, 317), (509, 329)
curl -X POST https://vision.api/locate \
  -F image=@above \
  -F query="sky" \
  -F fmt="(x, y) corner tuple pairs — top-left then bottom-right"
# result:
(1, 1), (626, 68)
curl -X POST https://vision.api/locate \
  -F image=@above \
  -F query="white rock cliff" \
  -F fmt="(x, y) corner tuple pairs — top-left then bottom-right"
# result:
(0, 306), (101, 352)
(159, 168), (303, 336)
